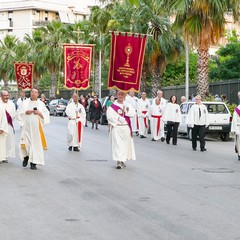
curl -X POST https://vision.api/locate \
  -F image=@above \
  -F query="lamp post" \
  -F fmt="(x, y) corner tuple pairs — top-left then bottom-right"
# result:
(99, 31), (102, 99)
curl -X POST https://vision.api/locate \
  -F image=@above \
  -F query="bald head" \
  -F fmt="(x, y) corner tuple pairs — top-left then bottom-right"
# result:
(1, 90), (9, 103)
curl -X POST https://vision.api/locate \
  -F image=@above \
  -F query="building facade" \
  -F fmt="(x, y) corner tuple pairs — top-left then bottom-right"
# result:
(0, 0), (99, 41)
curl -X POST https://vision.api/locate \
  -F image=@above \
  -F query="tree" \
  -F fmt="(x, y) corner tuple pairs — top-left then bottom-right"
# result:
(36, 21), (72, 98)
(0, 35), (18, 90)
(166, 0), (240, 98)
(209, 30), (240, 81)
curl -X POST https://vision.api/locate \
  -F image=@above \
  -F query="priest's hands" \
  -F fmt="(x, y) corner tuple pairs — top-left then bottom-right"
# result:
(26, 110), (34, 115)
(118, 116), (125, 123)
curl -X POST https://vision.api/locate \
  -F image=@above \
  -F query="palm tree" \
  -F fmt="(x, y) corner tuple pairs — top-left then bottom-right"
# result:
(88, 5), (112, 96)
(133, 0), (184, 97)
(36, 21), (72, 98)
(0, 35), (19, 90)
(166, 0), (240, 98)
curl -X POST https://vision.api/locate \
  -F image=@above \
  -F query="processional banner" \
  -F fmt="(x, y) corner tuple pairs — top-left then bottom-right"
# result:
(14, 62), (34, 90)
(63, 44), (93, 90)
(108, 32), (146, 92)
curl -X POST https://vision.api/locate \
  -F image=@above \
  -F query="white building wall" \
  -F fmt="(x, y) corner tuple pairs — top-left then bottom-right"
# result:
(12, 10), (32, 40)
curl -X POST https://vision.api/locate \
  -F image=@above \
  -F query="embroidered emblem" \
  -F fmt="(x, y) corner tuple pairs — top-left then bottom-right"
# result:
(118, 109), (123, 114)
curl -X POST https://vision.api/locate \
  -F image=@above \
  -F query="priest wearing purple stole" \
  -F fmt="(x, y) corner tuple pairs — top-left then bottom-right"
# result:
(107, 91), (136, 169)
(231, 104), (240, 160)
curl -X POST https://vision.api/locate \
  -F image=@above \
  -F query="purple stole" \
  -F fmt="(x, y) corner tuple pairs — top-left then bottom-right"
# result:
(5, 110), (14, 131)
(235, 107), (240, 117)
(110, 103), (132, 137)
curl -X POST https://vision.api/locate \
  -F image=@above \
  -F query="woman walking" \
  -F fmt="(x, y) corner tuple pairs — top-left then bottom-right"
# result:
(162, 95), (181, 145)
(89, 95), (102, 129)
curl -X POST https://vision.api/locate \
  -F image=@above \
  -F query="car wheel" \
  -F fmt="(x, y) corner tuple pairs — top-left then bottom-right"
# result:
(220, 132), (229, 141)
(187, 127), (192, 141)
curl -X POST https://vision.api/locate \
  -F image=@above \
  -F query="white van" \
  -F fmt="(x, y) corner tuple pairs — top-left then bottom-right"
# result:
(178, 101), (232, 141)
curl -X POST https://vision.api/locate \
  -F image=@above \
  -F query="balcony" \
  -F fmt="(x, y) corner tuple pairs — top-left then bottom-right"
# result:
(32, 20), (49, 27)
(0, 19), (13, 30)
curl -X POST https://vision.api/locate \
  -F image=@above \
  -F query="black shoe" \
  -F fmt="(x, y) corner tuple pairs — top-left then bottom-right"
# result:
(173, 143), (177, 145)
(30, 163), (37, 170)
(166, 141), (169, 144)
(85, 124), (88, 127)
(161, 137), (165, 142)
(68, 146), (72, 151)
(151, 138), (156, 141)
(136, 132), (139, 136)
(140, 135), (145, 138)
(193, 148), (197, 151)
(73, 147), (80, 152)
(22, 156), (29, 167)
(201, 148), (207, 152)
(96, 128), (99, 130)
(238, 156), (240, 161)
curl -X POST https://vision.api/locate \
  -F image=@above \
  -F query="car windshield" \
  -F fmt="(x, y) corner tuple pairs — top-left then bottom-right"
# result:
(58, 100), (68, 105)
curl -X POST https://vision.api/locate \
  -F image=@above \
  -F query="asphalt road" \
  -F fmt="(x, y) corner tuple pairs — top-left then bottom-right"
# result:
(1, 116), (240, 240)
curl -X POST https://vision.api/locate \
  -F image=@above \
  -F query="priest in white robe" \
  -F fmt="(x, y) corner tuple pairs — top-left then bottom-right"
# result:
(0, 104), (8, 163)
(0, 90), (16, 161)
(125, 90), (138, 134)
(17, 88), (50, 170)
(137, 92), (150, 138)
(66, 93), (86, 152)
(231, 104), (240, 161)
(107, 91), (136, 169)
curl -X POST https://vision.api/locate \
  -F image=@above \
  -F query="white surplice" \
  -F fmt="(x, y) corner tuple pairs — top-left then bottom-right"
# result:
(0, 99), (16, 158)
(137, 98), (150, 137)
(107, 101), (136, 162)
(66, 101), (86, 148)
(0, 104), (9, 161)
(231, 105), (240, 156)
(125, 94), (138, 132)
(17, 99), (50, 165)
(148, 103), (164, 140)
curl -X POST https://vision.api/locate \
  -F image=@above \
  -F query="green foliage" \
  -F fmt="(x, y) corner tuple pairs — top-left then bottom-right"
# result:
(162, 52), (197, 86)
(209, 30), (240, 81)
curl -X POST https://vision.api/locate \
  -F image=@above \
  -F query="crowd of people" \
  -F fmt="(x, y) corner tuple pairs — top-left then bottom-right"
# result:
(1, 88), (240, 170)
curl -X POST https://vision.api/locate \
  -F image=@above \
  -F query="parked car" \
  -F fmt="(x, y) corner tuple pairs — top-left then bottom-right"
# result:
(49, 99), (68, 116)
(178, 101), (232, 141)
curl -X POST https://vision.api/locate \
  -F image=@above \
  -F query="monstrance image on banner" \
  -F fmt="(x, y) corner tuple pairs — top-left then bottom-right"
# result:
(108, 32), (146, 92)
(63, 44), (93, 90)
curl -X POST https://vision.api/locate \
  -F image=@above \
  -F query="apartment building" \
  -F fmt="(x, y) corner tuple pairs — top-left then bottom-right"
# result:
(0, 0), (99, 41)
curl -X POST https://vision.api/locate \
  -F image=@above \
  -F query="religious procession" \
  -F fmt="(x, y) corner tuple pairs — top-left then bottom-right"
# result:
(1, 27), (240, 172)
(1, 85), (240, 171)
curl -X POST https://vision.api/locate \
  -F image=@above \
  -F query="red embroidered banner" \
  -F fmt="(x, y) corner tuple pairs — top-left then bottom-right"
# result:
(63, 44), (93, 90)
(14, 62), (34, 90)
(108, 32), (146, 92)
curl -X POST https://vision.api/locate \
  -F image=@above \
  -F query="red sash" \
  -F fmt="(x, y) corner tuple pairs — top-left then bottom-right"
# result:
(235, 107), (240, 116)
(142, 111), (148, 128)
(78, 121), (82, 142)
(5, 110), (14, 131)
(151, 115), (162, 136)
(110, 104), (132, 137)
